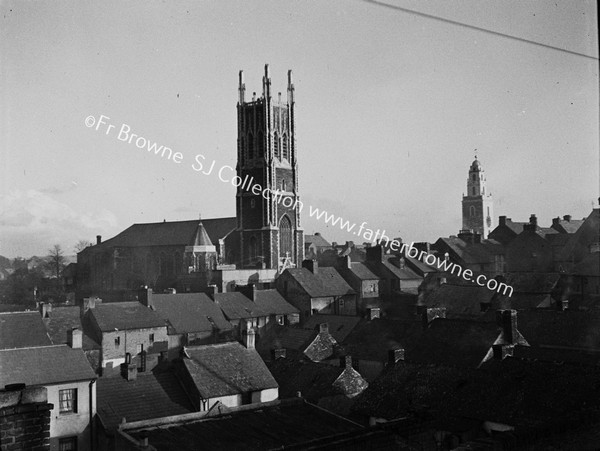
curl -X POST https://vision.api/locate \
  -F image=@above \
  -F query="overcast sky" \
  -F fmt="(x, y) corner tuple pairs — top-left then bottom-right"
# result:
(1, 0), (598, 258)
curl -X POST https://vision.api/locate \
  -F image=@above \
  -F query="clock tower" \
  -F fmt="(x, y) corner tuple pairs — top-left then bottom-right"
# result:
(462, 156), (494, 238)
(236, 65), (304, 270)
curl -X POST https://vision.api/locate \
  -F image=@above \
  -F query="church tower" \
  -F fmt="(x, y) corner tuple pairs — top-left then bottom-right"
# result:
(236, 65), (304, 270)
(462, 156), (494, 238)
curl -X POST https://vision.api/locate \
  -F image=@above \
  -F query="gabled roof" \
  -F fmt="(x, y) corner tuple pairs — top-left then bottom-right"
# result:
(182, 342), (278, 398)
(86, 217), (236, 249)
(303, 314), (360, 342)
(304, 234), (331, 248)
(348, 262), (379, 281)
(213, 292), (271, 320)
(434, 236), (504, 265)
(304, 328), (339, 362)
(255, 325), (317, 360)
(552, 217), (585, 234)
(0, 345), (96, 386)
(252, 290), (299, 315)
(150, 293), (232, 334)
(43, 306), (100, 350)
(0, 311), (52, 350)
(407, 318), (501, 367)
(90, 302), (167, 332)
(424, 284), (497, 318)
(97, 369), (195, 431)
(284, 267), (355, 297)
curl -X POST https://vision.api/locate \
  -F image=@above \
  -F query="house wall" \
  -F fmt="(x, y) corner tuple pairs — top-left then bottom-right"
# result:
(100, 327), (167, 369)
(47, 380), (95, 451)
(252, 387), (279, 403)
(276, 272), (312, 322)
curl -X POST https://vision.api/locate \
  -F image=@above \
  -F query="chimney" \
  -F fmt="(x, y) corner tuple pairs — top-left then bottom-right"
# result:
(492, 343), (514, 360)
(39, 302), (52, 318)
(529, 214), (537, 227)
(552, 217), (560, 226)
(458, 229), (474, 244)
(236, 283), (257, 301)
(366, 245), (384, 262)
(314, 232), (321, 236)
(422, 308), (446, 328)
(96, 235), (102, 245)
(272, 348), (286, 360)
(319, 323), (329, 334)
(302, 259), (318, 274)
(368, 307), (380, 320)
(206, 284), (218, 298)
(337, 255), (352, 269)
(331, 242), (338, 248)
(68, 328), (83, 349)
(500, 309), (518, 344)
(563, 215), (572, 222)
(340, 355), (353, 369)
(473, 232), (482, 244)
(388, 348), (405, 364)
(499, 216), (507, 227)
(560, 299), (569, 311)
(244, 328), (256, 349)
(138, 287), (153, 307)
(121, 362), (138, 381)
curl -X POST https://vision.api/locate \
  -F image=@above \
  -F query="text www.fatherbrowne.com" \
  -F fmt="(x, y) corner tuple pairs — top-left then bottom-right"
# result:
(85, 114), (514, 298)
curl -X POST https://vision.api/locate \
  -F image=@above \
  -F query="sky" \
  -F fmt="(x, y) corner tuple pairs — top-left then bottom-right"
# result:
(1, 0), (598, 258)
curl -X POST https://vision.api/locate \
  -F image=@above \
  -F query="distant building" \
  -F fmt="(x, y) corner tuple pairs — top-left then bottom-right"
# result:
(304, 232), (331, 259)
(462, 156), (494, 238)
(335, 255), (381, 315)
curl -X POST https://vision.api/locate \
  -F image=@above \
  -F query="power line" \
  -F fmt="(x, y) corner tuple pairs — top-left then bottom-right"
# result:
(363, 0), (599, 61)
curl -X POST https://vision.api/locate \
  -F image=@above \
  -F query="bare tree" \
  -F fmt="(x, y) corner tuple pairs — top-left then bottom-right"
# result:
(74, 240), (93, 253)
(46, 245), (66, 284)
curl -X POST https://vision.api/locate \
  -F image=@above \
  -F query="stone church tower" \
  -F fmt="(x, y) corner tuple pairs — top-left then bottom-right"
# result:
(462, 156), (494, 237)
(236, 65), (304, 270)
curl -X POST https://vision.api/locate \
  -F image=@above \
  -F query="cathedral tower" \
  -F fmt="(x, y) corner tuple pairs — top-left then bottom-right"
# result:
(236, 65), (304, 270)
(462, 156), (494, 237)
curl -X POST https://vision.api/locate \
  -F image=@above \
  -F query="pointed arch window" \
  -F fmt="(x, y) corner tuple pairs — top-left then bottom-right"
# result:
(248, 133), (254, 160)
(279, 215), (293, 259)
(239, 137), (245, 165)
(469, 206), (476, 217)
(257, 131), (264, 158)
(472, 187), (476, 196)
(274, 132), (280, 159)
(248, 236), (258, 264)
(282, 134), (289, 160)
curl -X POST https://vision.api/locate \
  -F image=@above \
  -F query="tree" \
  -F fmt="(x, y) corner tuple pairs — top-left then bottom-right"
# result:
(74, 240), (93, 253)
(45, 245), (66, 295)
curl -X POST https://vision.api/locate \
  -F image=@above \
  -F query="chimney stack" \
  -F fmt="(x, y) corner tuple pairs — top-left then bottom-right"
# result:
(366, 245), (384, 262)
(96, 235), (102, 245)
(388, 348), (405, 365)
(121, 362), (138, 381)
(302, 259), (318, 274)
(244, 328), (256, 349)
(272, 348), (286, 360)
(563, 215), (572, 222)
(138, 287), (153, 307)
(340, 355), (353, 369)
(500, 309), (518, 344)
(206, 284), (219, 298)
(68, 328), (83, 349)
(529, 214), (537, 227)
(422, 308), (446, 329)
(368, 307), (380, 320)
(319, 323), (329, 334)
(492, 343), (514, 360)
(499, 216), (507, 227)
(236, 283), (257, 301)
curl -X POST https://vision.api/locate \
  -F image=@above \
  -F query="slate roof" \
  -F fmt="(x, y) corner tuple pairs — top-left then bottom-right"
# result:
(150, 293), (232, 334)
(0, 312), (52, 350)
(516, 310), (600, 350)
(90, 302), (167, 331)
(0, 345), (96, 386)
(304, 234), (331, 248)
(424, 283), (497, 318)
(96, 369), (195, 431)
(252, 290), (299, 315)
(125, 398), (365, 451)
(342, 318), (424, 362)
(191, 221), (213, 246)
(504, 272), (560, 293)
(43, 306), (100, 350)
(255, 325), (317, 360)
(182, 342), (278, 398)
(213, 292), (271, 320)
(284, 267), (355, 297)
(348, 262), (379, 281)
(552, 217), (586, 234)
(407, 318), (501, 367)
(89, 217), (236, 249)
(303, 329), (339, 362)
(303, 314), (360, 342)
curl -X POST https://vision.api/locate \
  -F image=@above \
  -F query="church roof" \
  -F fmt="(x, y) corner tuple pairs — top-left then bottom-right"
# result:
(88, 217), (236, 249)
(191, 221), (214, 246)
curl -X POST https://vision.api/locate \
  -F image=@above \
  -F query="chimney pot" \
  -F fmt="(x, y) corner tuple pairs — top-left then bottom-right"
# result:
(388, 348), (405, 364)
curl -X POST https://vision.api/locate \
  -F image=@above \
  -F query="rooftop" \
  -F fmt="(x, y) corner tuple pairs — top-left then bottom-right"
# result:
(424, 283), (497, 318)
(0, 311), (52, 350)
(150, 293), (232, 334)
(0, 345), (96, 387)
(303, 314), (361, 343)
(43, 306), (100, 350)
(252, 289), (299, 315)
(284, 267), (355, 298)
(90, 302), (167, 332)
(182, 342), (278, 398)
(213, 292), (271, 320)
(96, 369), (195, 431)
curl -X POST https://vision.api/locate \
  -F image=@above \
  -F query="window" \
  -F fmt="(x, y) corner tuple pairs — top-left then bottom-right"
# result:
(149, 333), (155, 343)
(282, 134), (289, 160)
(248, 133), (254, 160)
(59, 389), (77, 414)
(279, 215), (293, 259)
(281, 179), (287, 192)
(114, 336), (120, 347)
(469, 206), (475, 217)
(250, 198), (256, 208)
(472, 187), (476, 196)
(59, 437), (77, 451)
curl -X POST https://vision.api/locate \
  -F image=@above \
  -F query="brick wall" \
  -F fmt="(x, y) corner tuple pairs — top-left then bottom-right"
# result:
(0, 386), (52, 451)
